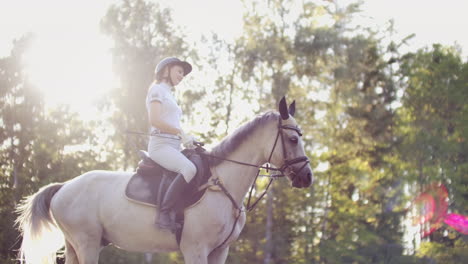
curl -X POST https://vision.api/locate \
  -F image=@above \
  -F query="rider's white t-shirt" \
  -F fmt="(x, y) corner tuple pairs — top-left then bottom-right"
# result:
(146, 82), (182, 134)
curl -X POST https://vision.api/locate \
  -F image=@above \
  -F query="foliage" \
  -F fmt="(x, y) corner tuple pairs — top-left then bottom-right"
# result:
(397, 44), (468, 262)
(417, 238), (468, 264)
(0, 34), (116, 262)
(0, 0), (467, 263)
(100, 0), (197, 170)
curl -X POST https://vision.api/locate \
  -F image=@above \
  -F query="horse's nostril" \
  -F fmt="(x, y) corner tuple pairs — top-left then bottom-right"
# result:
(307, 172), (313, 184)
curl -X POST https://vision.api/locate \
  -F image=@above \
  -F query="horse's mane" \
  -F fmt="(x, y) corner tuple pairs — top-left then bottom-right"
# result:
(208, 111), (279, 166)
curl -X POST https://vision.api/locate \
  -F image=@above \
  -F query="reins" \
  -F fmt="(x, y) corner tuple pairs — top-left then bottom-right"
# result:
(200, 153), (284, 173)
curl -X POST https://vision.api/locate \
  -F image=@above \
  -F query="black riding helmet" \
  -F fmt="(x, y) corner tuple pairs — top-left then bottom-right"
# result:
(155, 57), (192, 79)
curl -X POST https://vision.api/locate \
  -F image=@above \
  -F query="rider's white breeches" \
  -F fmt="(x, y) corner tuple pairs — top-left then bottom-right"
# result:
(148, 135), (197, 183)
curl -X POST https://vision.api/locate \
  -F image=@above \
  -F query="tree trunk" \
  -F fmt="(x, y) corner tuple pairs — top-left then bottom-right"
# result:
(264, 187), (274, 264)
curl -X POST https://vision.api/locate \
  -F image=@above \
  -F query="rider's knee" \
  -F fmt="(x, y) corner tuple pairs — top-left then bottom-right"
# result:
(182, 162), (197, 183)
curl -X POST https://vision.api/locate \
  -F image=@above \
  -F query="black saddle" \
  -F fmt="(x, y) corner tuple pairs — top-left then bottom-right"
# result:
(125, 147), (211, 211)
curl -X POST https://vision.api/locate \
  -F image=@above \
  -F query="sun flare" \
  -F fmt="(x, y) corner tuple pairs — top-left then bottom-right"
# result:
(23, 35), (116, 119)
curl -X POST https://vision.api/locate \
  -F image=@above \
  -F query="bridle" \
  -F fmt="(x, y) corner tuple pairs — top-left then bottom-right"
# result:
(269, 118), (310, 179)
(242, 117), (309, 211)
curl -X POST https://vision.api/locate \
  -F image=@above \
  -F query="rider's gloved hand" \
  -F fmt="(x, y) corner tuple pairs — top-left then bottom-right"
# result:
(179, 130), (197, 149)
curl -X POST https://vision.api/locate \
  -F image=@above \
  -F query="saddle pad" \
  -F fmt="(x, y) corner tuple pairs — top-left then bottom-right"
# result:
(125, 172), (164, 207)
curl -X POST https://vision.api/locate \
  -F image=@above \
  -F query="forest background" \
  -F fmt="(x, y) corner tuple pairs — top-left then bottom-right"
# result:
(1, 0), (467, 263)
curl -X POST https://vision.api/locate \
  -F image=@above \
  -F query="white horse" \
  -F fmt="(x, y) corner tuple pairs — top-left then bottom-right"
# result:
(16, 97), (313, 264)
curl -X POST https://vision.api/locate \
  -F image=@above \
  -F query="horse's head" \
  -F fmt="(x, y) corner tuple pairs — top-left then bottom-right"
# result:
(268, 97), (314, 188)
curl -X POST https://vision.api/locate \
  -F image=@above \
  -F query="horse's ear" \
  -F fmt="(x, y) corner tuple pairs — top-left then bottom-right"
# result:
(279, 96), (289, 120)
(289, 100), (296, 117)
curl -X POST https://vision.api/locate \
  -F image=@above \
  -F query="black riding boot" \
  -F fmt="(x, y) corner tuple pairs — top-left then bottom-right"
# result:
(157, 175), (171, 208)
(157, 173), (189, 231)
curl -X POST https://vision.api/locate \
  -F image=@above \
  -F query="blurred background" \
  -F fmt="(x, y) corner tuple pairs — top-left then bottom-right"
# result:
(1, 0), (467, 263)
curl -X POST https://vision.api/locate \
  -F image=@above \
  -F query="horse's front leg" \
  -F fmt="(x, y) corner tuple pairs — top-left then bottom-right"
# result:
(180, 244), (209, 264)
(208, 246), (229, 264)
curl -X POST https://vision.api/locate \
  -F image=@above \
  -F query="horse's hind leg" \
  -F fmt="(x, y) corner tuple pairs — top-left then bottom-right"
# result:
(64, 240), (78, 264)
(69, 232), (102, 264)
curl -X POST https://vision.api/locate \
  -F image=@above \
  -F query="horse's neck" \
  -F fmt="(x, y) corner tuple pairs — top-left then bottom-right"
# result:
(212, 127), (271, 206)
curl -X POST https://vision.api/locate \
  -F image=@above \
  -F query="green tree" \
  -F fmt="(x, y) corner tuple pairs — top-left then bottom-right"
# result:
(229, 1), (303, 263)
(214, 0), (413, 263)
(398, 44), (468, 263)
(100, 0), (196, 170)
(0, 35), (114, 263)
(291, 1), (421, 262)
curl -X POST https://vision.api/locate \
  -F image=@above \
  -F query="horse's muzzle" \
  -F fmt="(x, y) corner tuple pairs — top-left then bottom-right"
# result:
(291, 167), (313, 188)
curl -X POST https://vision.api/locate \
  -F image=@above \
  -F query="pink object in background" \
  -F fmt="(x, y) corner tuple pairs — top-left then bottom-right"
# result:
(410, 183), (449, 237)
(444, 213), (468, 235)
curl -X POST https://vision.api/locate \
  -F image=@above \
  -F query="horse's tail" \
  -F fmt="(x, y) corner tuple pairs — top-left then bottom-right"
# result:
(15, 182), (65, 264)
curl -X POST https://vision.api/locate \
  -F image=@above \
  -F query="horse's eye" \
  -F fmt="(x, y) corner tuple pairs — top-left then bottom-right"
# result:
(289, 136), (298, 144)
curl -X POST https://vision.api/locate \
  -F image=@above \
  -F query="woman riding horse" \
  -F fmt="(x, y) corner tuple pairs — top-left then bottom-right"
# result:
(146, 57), (197, 230)
(16, 96), (313, 264)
